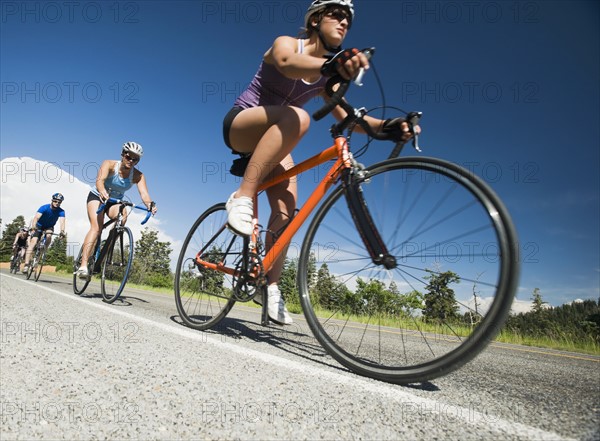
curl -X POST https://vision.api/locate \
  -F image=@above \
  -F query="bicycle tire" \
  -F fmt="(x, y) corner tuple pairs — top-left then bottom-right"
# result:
(73, 244), (96, 295)
(101, 227), (134, 304)
(33, 247), (46, 282)
(174, 203), (239, 331)
(10, 254), (21, 274)
(298, 156), (519, 384)
(25, 247), (40, 280)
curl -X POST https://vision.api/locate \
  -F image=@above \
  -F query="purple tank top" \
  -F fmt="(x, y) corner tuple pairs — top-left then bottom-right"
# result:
(234, 39), (328, 109)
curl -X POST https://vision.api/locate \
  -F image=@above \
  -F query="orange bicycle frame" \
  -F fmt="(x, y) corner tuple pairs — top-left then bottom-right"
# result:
(196, 137), (352, 277)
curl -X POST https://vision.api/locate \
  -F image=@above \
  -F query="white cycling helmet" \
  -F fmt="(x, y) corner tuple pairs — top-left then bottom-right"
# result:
(304, 0), (354, 29)
(122, 141), (143, 158)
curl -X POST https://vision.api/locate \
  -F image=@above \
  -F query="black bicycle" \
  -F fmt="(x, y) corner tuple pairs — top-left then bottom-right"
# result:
(10, 246), (26, 274)
(25, 231), (61, 282)
(73, 198), (152, 303)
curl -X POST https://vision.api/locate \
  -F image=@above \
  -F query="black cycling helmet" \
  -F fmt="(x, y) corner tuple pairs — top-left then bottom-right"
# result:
(52, 192), (64, 202)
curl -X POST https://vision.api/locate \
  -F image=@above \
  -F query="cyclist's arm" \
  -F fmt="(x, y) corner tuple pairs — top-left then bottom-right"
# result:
(267, 36), (327, 80)
(58, 217), (66, 236)
(268, 37), (369, 81)
(30, 212), (42, 230)
(95, 160), (115, 201)
(133, 170), (157, 214)
(328, 98), (420, 140)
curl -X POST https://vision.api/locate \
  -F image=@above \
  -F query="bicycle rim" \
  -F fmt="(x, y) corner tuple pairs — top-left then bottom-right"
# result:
(174, 203), (239, 331)
(11, 256), (21, 273)
(298, 157), (519, 384)
(25, 249), (39, 280)
(101, 228), (134, 303)
(73, 247), (93, 295)
(33, 250), (45, 281)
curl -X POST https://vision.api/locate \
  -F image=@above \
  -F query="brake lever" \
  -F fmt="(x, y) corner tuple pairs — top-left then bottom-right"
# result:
(354, 47), (375, 87)
(412, 133), (422, 152)
(388, 111), (423, 158)
(406, 111), (423, 152)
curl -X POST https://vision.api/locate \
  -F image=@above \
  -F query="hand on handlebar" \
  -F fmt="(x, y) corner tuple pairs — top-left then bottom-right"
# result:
(99, 191), (109, 204)
(382, 117), (421, 143)
(321, 48), (370, 80)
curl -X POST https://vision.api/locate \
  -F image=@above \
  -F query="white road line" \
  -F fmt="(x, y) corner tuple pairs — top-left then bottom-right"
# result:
(2, 274), (575, 441)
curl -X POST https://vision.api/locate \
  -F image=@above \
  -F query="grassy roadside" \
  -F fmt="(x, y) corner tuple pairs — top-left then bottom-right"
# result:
(39, 270), (600, 357)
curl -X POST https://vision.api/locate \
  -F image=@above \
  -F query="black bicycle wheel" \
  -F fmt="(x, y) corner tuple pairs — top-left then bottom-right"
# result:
(101, 227), (134, 303)
(174, 203), (240, 330)
(33, 247), (47, 282)
(10, 254), (21, 273)
(298, 157), (519, 384)
(25, 247), (40, 280)
(73, 244), (96, 295)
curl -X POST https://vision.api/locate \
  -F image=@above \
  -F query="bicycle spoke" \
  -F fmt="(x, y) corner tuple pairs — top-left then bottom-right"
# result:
(299, 157), (518, 384)
(175, 204), (240, 330)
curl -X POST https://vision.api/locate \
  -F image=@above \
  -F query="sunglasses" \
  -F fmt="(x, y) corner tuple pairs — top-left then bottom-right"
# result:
(325, 8), (351, 26)
(52, 199), (62, 204)
(123, 152), (140, 163)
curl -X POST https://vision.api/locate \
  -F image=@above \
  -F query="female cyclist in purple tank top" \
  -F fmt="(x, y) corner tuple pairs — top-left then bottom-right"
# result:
(222, 0), (419, 325)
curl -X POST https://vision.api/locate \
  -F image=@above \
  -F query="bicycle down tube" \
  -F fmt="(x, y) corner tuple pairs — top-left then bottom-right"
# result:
(196, 137), (348, 277)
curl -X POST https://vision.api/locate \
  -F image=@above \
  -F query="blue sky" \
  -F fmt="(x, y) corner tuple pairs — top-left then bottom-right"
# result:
(1, 0), (598, 308)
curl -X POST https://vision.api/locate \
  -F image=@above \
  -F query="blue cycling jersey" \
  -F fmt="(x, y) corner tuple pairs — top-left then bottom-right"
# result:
(36, 204), (65, 229)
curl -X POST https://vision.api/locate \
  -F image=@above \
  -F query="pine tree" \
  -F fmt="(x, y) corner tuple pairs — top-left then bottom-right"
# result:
(130, 227), (173, 287)
(278, 257), (299, 305)
(314, 263), (336, 307)
(531, 288), (547, 313)
(45, 234), (68, 266)
(422, 270), (460, 322)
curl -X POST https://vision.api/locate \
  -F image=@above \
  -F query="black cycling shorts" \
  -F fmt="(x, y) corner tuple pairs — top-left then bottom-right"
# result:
(87, 191), (118, 212)
(223, 106), (245, 151)
(223, 106), (252, 176)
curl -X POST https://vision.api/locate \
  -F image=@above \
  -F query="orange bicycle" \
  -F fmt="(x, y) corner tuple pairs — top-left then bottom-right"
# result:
(174, 51), (519, 384)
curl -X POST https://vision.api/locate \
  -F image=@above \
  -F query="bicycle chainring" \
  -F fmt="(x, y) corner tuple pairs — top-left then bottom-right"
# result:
(232, 252), (265, 302)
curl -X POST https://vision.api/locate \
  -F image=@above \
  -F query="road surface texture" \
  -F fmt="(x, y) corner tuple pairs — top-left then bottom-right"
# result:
(1, 271), (598, 440)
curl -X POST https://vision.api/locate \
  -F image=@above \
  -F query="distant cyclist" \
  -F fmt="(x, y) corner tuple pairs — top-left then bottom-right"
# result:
(75, 141), (157, 279)
(22, 193), (66, 273)
(11, 227), (29, 269)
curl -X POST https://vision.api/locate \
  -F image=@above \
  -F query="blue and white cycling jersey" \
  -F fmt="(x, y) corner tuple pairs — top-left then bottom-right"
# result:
(90, 161), (134, 199)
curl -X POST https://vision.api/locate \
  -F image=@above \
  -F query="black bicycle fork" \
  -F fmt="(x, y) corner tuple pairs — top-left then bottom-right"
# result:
(342, 168), (397, 270)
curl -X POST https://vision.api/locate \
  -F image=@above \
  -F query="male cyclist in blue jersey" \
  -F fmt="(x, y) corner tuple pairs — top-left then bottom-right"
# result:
(22, 193), (66, 273)
(75, 141), (157, 279)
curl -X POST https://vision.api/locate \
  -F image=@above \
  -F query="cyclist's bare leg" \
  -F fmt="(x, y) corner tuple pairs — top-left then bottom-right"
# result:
(228, 105), (310, 198)
(24, 236), (38, 266)
(264, 156), (298, 284)
(109, 204), (128, 225)
(79, 199), (105, 265)
(43, 230), (53, 249)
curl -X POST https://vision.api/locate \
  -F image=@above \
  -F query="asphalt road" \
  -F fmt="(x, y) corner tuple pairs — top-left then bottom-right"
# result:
(1, 270), (598, 440)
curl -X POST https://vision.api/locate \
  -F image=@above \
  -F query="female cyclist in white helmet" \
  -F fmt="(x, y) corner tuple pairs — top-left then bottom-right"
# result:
(222, 1), (419, 324)
(75, 141), (157, 279)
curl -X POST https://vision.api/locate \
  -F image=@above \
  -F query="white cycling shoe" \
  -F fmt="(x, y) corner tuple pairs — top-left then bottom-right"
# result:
(225, 192), (253, 236)
(254, 284), (293, 325)
(75, 267), (89, 280)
